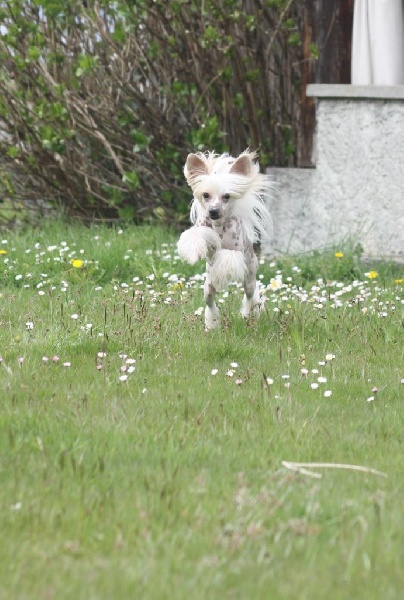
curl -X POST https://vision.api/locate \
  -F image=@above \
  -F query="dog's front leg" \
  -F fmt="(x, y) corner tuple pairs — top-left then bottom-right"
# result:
(240, 253), (261, 318)
(204, 267), (220, 329)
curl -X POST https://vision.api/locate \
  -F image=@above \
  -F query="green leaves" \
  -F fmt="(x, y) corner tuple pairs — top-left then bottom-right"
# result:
(131, 130), (152, 153)
(201, 25), (220, 48)
(190, 116), (226, 153)
(7, 146), (21, 159)
(0, 0), (302, 223)
(122, 171), (140, 190)
(75, 54), (99, 78)
(310, 43), (320, 60)
(27, 45), (41, 62)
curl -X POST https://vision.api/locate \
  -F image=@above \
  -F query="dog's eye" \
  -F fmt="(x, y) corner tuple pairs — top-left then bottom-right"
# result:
(202, 192), (210, 200)
(223, 193), (230, 201)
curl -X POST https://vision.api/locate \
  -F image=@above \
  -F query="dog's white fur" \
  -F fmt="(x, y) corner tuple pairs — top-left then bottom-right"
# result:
(208, 249), (247, 291)
(177, 226), (221, 265)
(177, 150), (273, 329)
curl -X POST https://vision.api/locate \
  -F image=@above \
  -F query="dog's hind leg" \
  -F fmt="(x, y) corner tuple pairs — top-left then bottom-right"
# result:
(204, 272), (220, 329)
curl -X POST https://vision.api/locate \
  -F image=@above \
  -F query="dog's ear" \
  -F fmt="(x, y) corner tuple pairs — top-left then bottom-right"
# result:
(229, 153), (252, 177)
(185, 154), (208, 184)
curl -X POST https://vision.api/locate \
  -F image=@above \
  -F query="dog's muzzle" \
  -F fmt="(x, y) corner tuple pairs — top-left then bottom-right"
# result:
(208, 208), (221, 220)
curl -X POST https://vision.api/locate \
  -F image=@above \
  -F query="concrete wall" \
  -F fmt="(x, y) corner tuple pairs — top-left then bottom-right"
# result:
(268, 85), (404, 260)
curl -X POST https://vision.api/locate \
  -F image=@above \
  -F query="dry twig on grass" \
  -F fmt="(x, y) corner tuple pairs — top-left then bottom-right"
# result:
(282, 461), (387, 479)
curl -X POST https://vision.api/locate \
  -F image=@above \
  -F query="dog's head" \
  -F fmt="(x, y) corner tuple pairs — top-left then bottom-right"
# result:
(184, 151), (260, 221)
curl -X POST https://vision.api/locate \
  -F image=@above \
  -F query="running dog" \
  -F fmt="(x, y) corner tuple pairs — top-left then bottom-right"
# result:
(177, 150), (273, 329)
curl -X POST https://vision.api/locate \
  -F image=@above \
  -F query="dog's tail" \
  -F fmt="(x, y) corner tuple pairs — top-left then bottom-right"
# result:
(177, 226), (221, 265)
(209, 249), (247, 291)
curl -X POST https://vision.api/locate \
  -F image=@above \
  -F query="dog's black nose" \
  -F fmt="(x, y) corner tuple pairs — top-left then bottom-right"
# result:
(209, 209), (221, 220)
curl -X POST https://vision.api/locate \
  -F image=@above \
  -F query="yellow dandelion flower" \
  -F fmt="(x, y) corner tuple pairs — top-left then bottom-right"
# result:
(394, 278), (404, 285)
(0, 249), (7, 255)
(367, 271), (378, 279)
(71, 259), (84, 268)
(335, 252), (344, 258)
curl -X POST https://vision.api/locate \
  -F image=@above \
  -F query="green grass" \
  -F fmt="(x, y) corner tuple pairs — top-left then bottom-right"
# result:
(0, 221), (403, 599)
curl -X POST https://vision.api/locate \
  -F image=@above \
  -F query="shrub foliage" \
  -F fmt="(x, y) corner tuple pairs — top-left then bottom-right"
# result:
(0, 0), (302, 222)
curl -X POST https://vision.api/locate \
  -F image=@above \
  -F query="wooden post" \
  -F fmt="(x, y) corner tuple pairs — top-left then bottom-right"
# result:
(298, 0), (354, 167)
(299, 1), (317, 167)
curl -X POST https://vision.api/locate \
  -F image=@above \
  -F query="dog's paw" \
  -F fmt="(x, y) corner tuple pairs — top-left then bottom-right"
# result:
(177, 227), (221, 265)
(240, 289), (264, 318)
(205, 304), (220, 330)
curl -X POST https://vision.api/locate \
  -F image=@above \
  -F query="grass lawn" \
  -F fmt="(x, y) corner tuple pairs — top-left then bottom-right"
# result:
(0, 221), (403, 599)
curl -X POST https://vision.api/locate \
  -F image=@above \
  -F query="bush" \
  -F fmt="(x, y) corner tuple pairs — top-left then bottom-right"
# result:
(0, 0), (302, 223)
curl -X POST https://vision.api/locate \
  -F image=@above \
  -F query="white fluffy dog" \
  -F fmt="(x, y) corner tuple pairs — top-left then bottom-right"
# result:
(177, 150), (273, 329)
